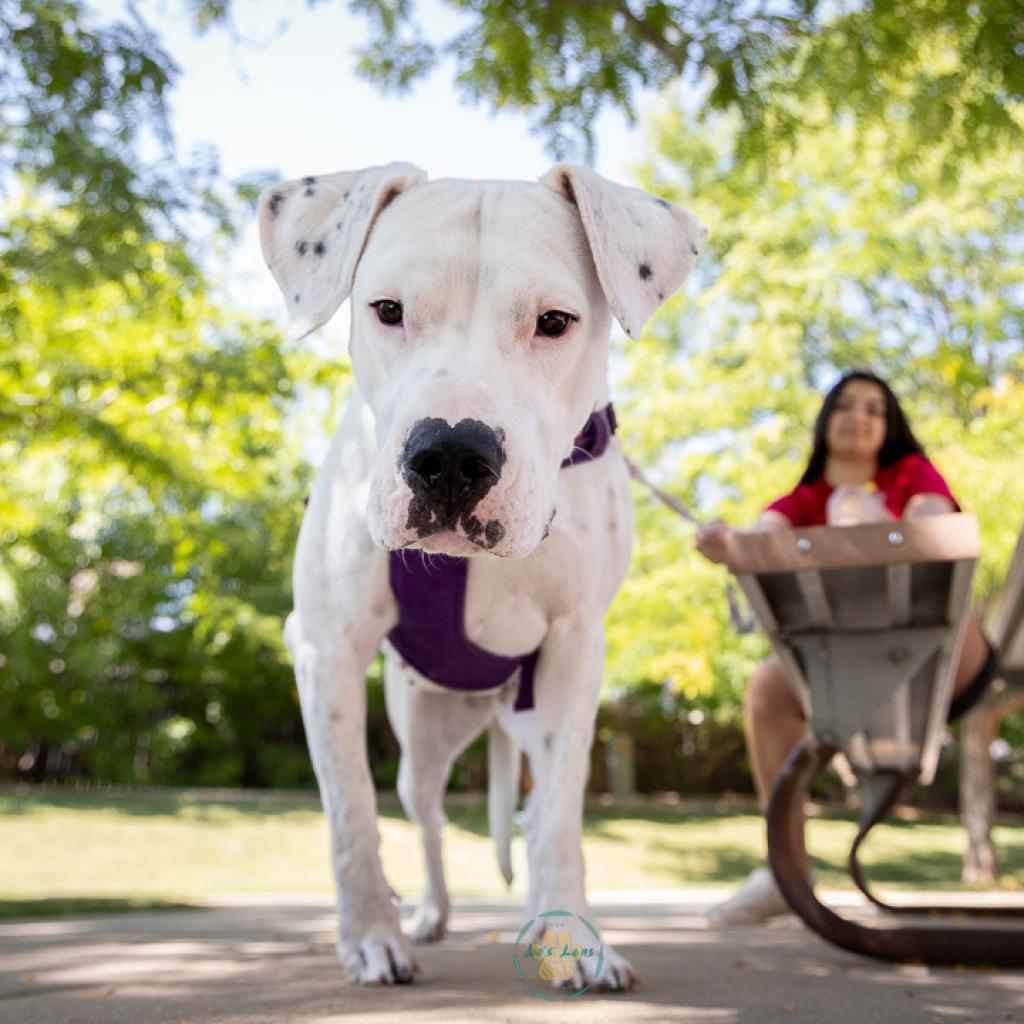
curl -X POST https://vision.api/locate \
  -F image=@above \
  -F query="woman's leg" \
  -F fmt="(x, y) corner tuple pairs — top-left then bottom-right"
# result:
(947, 612), (995, 722)
(745, 657), (811, 874)
(707, 657), (809, 924)
(952, 612), (989, 694)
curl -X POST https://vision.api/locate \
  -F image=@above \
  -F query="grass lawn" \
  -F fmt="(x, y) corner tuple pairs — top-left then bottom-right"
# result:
(1, 787), (1022, 917)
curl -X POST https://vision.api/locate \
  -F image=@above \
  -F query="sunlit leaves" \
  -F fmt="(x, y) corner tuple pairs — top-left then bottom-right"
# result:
(0, 195), (349, 783)
(605, 101), (1024, 712)
(193, 0), (1022, 161)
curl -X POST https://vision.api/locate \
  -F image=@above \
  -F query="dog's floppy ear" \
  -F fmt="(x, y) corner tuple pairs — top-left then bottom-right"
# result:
(259, 162), (427, 341)
(540, 164), (708, 339)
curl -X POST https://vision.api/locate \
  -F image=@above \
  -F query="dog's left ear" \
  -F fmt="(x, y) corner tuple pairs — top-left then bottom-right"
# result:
(540, 164), (708, 339)
(259, 162), (427, 341)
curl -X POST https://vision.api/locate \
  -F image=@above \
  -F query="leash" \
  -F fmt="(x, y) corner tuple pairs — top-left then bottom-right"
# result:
(623, 455), (755, 635)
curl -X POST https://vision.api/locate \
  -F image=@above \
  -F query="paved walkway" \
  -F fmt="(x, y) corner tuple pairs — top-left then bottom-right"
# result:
(2, 891), (1021, 1023)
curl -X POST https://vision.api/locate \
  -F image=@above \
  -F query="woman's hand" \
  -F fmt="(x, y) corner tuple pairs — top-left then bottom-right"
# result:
(697, 512), (792, 564)
(904, 493), (957, 518)
(696, 520), (733, 564)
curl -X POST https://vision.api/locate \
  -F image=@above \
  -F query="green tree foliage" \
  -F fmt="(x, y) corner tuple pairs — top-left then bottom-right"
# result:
(0, 0), (259, 291)
(606, 96), (1024, 736)
(192, 0), (1024, 159)
(0, 206), (350, 783)
(0, 0), (349, 785)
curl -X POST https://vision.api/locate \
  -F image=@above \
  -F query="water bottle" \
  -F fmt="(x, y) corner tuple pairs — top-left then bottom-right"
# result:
(826, 483), (891, 526)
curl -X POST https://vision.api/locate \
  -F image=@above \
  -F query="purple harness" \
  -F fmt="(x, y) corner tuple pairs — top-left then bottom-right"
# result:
(388, 404), (617, 712)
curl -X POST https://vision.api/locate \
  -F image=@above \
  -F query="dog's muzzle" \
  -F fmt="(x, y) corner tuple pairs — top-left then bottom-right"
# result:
(400, 418), (507, 548)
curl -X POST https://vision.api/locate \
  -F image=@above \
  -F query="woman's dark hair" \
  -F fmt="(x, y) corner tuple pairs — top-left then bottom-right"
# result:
(798, 371), (926, 485)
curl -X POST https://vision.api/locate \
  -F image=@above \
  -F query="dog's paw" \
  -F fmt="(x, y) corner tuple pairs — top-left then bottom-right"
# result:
(555, 942), (635, 993)
(340, 921), (418, 984)
(409, 902), (448, 945)
(589, 944), (637, 991)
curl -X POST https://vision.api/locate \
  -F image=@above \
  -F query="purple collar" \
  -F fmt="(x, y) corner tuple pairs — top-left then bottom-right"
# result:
(562, 404), (617, 467)
(388, 402), (618, 712)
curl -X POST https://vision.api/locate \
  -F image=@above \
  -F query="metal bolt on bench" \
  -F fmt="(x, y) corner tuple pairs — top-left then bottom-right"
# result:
(727, 514), (1024, 966)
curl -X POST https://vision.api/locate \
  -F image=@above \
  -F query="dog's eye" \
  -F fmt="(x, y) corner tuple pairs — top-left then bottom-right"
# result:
(370, 299), (403, 326)
(536, 310), (576, 338)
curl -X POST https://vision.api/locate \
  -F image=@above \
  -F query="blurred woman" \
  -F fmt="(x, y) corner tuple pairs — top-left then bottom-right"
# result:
(696, 371), (995, 925)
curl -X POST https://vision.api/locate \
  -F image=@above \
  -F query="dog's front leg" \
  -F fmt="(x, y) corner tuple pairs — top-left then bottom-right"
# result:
(511, 618), (636, 991)
(288, 583), (414, 984)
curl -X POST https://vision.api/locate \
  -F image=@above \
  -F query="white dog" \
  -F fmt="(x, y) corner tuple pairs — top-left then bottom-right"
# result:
(259, 163), (705, 988)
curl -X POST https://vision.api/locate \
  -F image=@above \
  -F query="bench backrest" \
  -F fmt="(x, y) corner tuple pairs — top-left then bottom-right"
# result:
(727, 514), (979, 784)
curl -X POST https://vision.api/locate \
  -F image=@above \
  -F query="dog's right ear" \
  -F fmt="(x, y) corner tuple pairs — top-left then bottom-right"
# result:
(540, 164), (707, 340)
(259, 163), (427, 341)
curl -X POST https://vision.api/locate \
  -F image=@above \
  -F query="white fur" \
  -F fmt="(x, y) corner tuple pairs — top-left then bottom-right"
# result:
(261, 165), (706, 988)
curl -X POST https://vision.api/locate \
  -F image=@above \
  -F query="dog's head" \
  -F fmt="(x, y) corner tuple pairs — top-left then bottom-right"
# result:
(260, 164), (706, 559)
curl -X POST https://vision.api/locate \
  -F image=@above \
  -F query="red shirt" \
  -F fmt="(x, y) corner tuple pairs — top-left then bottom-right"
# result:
(765, 454), (960, 527)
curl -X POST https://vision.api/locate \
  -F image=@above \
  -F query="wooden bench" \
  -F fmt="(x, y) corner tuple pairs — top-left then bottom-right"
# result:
(727, 514), (1024, 966)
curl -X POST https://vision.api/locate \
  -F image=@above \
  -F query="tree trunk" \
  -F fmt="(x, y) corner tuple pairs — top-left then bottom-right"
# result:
(959, 700), (999, 884)
(960, 689), (1024, 884)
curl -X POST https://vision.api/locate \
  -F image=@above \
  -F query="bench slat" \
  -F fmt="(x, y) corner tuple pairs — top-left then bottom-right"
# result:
(887, 563), (912, 627)
(796, 570), (834, 629)
(726, 514), (979, 575)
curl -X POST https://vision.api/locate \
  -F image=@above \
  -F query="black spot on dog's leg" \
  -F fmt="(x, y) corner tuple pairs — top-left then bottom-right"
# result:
(294, 293), (301, 304)
(638, 263), (652, 280)
(295, 240), (309, 256)
(314, 240), (326, 256)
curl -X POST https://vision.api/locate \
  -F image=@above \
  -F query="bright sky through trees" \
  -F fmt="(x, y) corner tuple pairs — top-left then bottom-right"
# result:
(89, 0), (644, 318)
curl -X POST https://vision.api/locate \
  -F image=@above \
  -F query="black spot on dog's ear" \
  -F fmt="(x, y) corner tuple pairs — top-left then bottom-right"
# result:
(314, 241), (326, 256)
(638, 263), (652, 280)
(268, 192), (285, 217)
(295, 240), (309, 256)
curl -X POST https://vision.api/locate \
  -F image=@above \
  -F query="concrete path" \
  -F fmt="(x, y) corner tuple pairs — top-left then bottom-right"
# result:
(2, 891), (1022, 1023)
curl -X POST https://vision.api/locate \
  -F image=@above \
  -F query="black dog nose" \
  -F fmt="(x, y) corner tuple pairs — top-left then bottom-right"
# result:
(402, 418), (505, 515)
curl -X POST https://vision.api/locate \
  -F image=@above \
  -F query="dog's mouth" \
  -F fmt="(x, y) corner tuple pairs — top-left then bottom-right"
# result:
(400, 530), (485, 557)
(403, 499), (507, 551)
